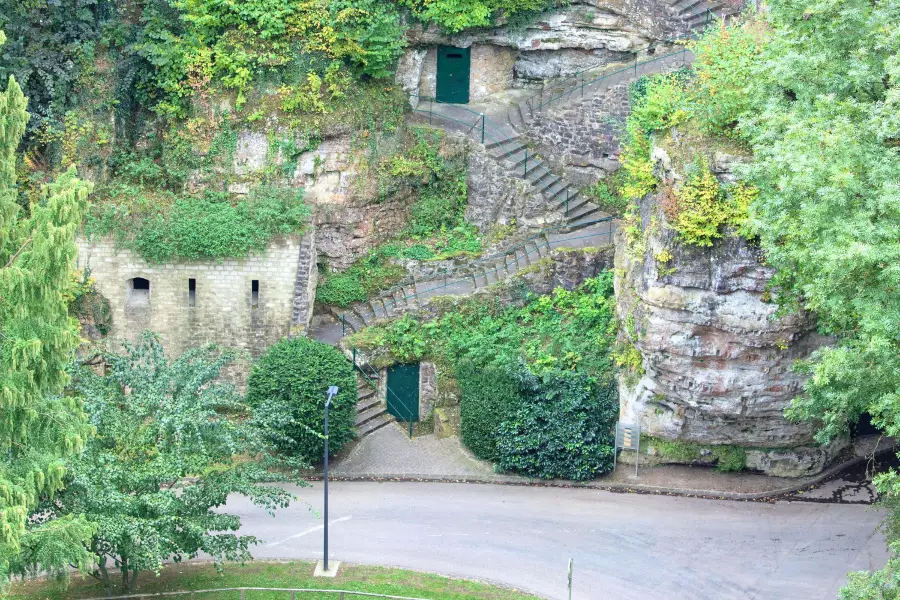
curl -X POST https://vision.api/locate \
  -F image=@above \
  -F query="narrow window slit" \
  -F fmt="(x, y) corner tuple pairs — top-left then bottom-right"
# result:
(251, 280), (260, 308)
(188, 278), (196, 307)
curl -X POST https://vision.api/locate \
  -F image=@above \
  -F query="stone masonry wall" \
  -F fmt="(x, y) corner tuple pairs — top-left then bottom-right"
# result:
(471, 44), (517, 98)
(77, 236), (303, 384)
(526, 83), (631, 186)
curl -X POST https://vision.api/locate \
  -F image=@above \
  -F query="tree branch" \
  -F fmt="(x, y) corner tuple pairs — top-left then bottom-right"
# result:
(4, 233), (34, 269)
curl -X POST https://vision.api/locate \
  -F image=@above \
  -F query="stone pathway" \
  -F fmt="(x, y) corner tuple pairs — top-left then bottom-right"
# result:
(331, 423), (495, 479)
(325, 426), (894, 504)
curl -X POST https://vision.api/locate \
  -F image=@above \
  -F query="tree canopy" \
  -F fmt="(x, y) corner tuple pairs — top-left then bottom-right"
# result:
(0, 29), (95, 587)
(15, 334), (301, 596)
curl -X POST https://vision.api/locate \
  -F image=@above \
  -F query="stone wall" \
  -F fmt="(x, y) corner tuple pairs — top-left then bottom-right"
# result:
(77, 236), (304, 384)
(471, 44), (517, 98)
(526, 83), (630, 186)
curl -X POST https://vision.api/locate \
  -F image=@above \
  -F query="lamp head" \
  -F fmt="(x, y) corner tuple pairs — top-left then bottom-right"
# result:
(325, 385), (339, 408)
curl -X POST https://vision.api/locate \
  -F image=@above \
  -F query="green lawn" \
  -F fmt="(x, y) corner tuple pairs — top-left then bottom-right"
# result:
(10, 561), (543, 600)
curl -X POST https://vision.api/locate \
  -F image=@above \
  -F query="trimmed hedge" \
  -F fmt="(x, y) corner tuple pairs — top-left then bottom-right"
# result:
(457, 361), (521, 461)
(495, 367), (618, 481)
(247, 337), (357, 463)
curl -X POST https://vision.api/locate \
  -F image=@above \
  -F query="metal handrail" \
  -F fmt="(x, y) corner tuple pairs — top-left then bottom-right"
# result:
(366, 217), (615, 315)
(516, 1), (732, 119)
(352, 348), (415, 438)
(85, 587), (431, 600)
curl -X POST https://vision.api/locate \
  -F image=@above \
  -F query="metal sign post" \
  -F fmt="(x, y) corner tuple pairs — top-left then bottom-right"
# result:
(614, 422), (641, 477)
(567, 558), (573, 600)
(323, 385), (339, 572)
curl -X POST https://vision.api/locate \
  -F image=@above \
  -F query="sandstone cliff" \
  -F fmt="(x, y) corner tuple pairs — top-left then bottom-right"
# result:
(613, 137), (844, 477)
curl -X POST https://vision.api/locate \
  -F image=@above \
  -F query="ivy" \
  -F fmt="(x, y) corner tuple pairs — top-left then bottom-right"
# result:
(86, 184), (309, 263)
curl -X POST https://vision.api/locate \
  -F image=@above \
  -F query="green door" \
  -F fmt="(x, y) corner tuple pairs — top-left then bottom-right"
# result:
(386, 363), (420, 422)
(436, 46), (470, 104)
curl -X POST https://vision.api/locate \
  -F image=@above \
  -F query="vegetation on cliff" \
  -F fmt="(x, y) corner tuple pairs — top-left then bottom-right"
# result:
(615, 2), (900, 591)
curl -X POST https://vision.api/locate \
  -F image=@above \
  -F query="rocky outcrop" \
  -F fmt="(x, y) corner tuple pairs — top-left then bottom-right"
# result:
(396, 0), (690, 102)
(614, 142), (838, 477)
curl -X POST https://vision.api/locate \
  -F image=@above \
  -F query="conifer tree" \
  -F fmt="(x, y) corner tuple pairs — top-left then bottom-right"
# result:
(0, 29), (95, 586)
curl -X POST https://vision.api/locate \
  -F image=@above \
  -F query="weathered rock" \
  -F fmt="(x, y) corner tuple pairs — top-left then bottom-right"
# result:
(614, 137), (838, 476)
(396, 0), (689, 96)
(466, 142), (555, 230)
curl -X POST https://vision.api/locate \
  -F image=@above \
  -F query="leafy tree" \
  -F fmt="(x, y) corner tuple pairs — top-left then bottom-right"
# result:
(246, 337), (358, 462)
(16, 334), (300, 596)
(0, 0), (104, 140)
(0, 32), (95, 586)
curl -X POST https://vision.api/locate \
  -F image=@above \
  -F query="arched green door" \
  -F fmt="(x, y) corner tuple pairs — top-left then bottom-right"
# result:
(386, 363), (420, 422)
(436, 46), (470, 104)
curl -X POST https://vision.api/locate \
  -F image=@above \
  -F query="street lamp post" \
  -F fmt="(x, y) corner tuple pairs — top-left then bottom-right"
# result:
(323, 385), (339, 572)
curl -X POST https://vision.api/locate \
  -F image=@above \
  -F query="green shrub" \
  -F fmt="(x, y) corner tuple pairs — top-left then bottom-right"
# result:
(457, 362), (521, 461)
(316, 245), (408, 307)
(583, 178), (628, 215)
(246, 337), (358, 462)
(710, 445), (747, 472)
(495, 366), (618, 481)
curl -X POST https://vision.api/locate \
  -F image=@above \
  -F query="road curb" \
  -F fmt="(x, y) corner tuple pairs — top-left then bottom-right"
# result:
(309, 445), (895, 502)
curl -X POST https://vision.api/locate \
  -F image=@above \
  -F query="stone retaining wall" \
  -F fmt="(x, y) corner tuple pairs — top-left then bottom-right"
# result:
(526, 83), (631, 186)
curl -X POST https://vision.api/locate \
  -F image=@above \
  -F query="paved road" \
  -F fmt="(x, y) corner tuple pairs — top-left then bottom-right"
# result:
(226, 482), (889, 600)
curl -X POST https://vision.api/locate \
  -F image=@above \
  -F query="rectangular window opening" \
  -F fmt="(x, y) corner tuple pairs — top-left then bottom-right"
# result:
(188, 278), (196, 307)
(251, 279), (260, 308)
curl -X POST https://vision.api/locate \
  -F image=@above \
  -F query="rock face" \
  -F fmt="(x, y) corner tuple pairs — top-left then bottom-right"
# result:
(614, 146), (838, 477)
(396, 0), (688, 102)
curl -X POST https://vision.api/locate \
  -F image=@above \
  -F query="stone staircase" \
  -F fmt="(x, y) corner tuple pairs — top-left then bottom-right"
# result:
(355, 375), (394, 437)
(312, 1), (744, 344)
(325, 220), (613, 337)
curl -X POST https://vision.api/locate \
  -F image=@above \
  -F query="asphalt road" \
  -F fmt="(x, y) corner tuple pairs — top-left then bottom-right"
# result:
(224, 482), (889, 600)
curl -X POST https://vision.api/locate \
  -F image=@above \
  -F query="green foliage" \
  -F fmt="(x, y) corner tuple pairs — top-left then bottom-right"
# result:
(87, 184), (309, 263)
(456, 362), (521, 461)
(689, 19), (766, 134)
(246, 337), (358, 462)
(710, 445), (746, 472)
(495, 367), (617, 481)
(582, 178), (627, 216)
(0, 72), (94, 586)
(349, 274), (620, 479)
(0, 0), (105, 140)
(399, 0), (556, 33)
(840, 559), (900, 600)
(15, 334), (300, 596)
(66, 269), (112, 336)
(648, 437), (746, 472)
(620, 73), (691, 200)
(669, 160), (729, 247)
(316, 244), (408, 307)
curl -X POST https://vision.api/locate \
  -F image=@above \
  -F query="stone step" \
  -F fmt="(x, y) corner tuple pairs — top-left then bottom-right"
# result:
(352, 302), (377, 328)
(357, 412), (395, 437)
(356, 404), (388, 427)
(370, 299), (388, 320)
(357, 393), (379, 414)
(485, 134), (521, 150)
(567, 203), (603, 224)
(340, 310), (365, 334)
